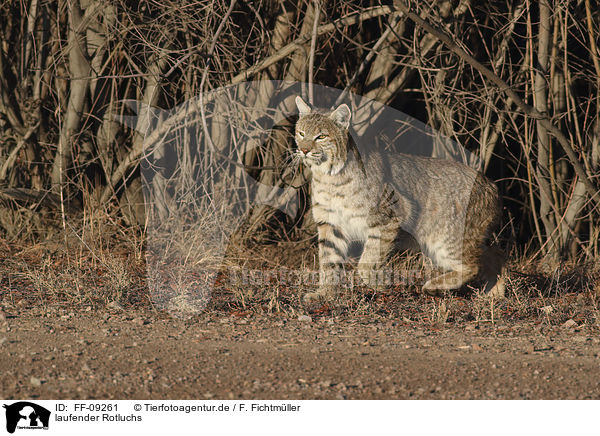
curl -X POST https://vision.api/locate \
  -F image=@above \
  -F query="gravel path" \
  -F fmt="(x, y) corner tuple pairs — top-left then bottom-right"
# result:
(1, 308), (599, 399)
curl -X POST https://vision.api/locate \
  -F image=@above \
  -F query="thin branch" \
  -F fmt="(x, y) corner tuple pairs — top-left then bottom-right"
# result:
(308, 0), (320, 104)
(584, 0), (600, 83)
(0, 122), (39, 182)
(23, 0), (40, 76)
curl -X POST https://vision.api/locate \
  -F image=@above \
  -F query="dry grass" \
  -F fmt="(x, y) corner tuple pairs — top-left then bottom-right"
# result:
(204, 238), (600, 329)
(0, 206), (147, 309)
(1, 198), (599, 332)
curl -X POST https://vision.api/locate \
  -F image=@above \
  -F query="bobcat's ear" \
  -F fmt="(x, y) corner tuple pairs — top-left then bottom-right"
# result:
(295, 96), (312, 116)
(330, 104), (351, 129)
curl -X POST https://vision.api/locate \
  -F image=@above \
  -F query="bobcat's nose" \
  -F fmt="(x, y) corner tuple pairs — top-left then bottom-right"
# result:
(300, 146), (310, 154)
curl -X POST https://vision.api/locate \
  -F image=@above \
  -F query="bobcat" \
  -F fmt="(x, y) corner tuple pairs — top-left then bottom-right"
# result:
(294, 96), (505, 303)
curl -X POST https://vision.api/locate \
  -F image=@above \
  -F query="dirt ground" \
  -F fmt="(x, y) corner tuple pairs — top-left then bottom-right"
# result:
(1, 238), (599, 399)
(1, 305), (599, 400)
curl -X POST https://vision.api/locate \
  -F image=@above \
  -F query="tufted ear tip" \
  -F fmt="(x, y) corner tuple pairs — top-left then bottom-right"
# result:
(330, 103), (351, 129)
(295, 96), (312, 115)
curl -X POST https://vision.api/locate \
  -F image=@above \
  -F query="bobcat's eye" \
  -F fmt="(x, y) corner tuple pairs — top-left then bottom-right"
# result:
(297, 131), (305, 137)
(315, 134), (327, 140)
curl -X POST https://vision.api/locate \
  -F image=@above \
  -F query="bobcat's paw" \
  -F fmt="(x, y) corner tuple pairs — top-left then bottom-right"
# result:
(420, 285), (448, 297)
(483, 277), (506, 299)
(303, 285), (338, 304)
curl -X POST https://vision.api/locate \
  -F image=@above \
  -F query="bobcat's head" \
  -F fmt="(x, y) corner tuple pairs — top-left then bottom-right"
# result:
(294, 96), (351, 175)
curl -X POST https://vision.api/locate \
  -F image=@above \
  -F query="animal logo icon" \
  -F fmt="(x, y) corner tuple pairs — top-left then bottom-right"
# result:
(3, 402), (50, 434)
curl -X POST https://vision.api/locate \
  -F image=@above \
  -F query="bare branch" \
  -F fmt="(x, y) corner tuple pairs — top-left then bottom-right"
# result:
(307, 0), (320, 104)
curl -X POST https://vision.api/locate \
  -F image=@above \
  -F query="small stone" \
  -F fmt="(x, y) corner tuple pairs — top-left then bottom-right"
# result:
(30, 377), (42, 387)
(297, 315), (312, 323)
(562, 319), (577, 329)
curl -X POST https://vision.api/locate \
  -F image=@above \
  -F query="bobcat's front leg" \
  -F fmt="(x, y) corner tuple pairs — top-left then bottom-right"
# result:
(304, 223), (348, 303)
(357, 222), (399, 290)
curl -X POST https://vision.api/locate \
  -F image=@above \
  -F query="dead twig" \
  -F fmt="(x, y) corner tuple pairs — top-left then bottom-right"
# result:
(307, 0), (320, 104)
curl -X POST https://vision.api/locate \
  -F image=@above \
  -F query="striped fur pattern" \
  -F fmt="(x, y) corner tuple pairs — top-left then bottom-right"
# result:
(294, 96), (505, 303)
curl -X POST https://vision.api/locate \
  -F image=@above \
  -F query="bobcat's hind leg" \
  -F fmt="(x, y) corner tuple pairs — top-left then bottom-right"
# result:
(422, 246), (506, 297)
(422, 266), (478, 296)
(479, 246), (506, 298)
